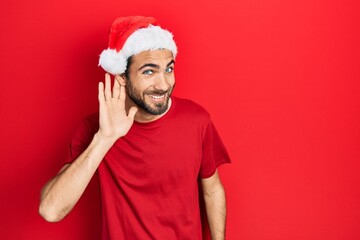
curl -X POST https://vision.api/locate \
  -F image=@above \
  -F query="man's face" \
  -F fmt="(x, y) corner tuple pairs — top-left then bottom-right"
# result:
(124, 49), (175, 115)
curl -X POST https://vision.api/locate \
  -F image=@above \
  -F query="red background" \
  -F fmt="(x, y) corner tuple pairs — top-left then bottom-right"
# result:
(1, 0), (359, 239)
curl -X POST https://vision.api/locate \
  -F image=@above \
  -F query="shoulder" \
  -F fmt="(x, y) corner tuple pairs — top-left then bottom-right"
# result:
(68, 112), (99, 150)
(76, 112), (99, 134)
(172, 97), (210, 119)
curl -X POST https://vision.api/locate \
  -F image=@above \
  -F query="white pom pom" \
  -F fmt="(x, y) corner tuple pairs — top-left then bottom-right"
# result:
(99, 49), (127, 75)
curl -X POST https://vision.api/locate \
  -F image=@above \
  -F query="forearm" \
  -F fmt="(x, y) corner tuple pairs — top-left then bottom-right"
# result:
(39, 132), (115, 222)
(203, 182), (227, 240)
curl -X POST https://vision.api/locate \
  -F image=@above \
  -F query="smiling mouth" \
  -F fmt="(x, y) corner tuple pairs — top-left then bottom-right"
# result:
(148, 94), (166, 102)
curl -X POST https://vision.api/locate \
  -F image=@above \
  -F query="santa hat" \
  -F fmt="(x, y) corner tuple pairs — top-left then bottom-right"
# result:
(99, 16), (178, 75)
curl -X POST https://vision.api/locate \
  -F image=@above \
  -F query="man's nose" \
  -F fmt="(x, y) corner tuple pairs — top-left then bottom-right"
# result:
(154, 73), (170, 91)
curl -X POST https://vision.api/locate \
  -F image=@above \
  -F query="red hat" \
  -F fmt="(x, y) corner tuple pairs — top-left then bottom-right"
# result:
(99, 16), (178, 75)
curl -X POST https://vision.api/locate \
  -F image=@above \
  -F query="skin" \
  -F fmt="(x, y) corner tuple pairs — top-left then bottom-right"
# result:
(122, 49), (175, 121)
(39, 49), (226, 240)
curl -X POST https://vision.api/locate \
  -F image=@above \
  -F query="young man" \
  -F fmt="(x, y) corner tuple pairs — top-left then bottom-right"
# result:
(39, 16), (231, 240)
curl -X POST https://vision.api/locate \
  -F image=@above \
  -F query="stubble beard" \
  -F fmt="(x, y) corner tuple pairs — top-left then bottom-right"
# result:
(126, 79), (174, 115)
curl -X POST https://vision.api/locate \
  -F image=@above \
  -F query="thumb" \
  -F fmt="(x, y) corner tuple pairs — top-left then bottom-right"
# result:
(128, 106), (138, 119)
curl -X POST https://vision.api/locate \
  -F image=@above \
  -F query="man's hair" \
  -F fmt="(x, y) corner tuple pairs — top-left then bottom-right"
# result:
(124, 56), (133, 80)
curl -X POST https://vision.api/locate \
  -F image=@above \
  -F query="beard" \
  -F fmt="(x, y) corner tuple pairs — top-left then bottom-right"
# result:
(126, 80), (174, 115)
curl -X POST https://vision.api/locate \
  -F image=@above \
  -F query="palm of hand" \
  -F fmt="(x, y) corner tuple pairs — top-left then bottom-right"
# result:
(98, 73), (138, 140)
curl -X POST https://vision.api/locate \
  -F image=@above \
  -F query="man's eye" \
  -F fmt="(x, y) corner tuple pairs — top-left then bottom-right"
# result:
(165, 67), (173, 73)
(143, 70), (153, 75)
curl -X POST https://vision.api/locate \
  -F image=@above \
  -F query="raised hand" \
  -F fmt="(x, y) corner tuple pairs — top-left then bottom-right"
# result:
(97, 73), (138, 141)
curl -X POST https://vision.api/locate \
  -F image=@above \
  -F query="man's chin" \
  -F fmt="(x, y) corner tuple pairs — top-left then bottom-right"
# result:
(146, 105), (168, 115)
(144, 100), (169, 115)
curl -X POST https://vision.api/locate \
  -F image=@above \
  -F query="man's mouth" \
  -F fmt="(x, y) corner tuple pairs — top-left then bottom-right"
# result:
(148, 94), (166, 102)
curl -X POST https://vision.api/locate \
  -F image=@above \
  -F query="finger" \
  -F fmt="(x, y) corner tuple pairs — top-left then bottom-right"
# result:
(113, 76), (121, 99)
(128, 106), (138, 119)
(119, 84), (126, 101)
(104, 73), (111, 101)
(98, 82), (105, 104)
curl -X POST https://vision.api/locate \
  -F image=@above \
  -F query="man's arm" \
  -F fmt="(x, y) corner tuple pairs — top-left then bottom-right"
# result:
(39, 74), (137, 222)
(201, 170), (227, 240)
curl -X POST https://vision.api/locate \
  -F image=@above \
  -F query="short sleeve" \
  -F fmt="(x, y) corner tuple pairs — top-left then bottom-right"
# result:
(199, 120), (231, 178)
(64, 113), (99, 165)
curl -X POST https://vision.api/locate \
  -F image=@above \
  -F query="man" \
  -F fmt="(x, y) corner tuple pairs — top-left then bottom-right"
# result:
(39, 16), (230, 240)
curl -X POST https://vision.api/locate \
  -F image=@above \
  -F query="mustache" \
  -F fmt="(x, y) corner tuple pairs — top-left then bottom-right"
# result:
(144, 89), (171, 95)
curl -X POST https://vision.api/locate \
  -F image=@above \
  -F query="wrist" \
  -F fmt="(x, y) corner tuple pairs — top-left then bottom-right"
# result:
(93, 131), (119, 148)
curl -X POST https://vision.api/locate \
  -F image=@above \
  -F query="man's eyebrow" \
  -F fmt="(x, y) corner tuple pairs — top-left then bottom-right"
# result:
(138, 60), (175, 71)
(138, 63), (159, 71)
(167, 60), (175, 67)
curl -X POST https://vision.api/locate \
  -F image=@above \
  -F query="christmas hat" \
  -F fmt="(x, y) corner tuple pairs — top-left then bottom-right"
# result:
(99, 16), (178, 75)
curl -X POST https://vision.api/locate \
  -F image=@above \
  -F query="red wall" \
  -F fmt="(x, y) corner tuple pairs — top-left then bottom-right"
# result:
(1, 0), (359, 239)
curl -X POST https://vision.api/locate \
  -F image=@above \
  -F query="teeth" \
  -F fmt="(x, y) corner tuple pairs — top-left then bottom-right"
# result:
(150, 95), (164, 99)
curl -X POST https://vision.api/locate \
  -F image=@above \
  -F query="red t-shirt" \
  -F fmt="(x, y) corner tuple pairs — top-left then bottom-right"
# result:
(67, 97), (230, 240)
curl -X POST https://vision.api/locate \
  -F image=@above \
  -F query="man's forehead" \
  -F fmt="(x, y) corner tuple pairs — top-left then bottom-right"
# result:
(132, 49), (174, 64)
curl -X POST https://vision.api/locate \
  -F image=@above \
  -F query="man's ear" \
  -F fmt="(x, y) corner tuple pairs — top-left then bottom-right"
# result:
(115, 74), (126, 86)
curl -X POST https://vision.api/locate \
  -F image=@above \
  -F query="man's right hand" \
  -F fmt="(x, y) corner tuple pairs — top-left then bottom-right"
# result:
(97, 73), (138, 141)
(39, 73), (138, 222)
